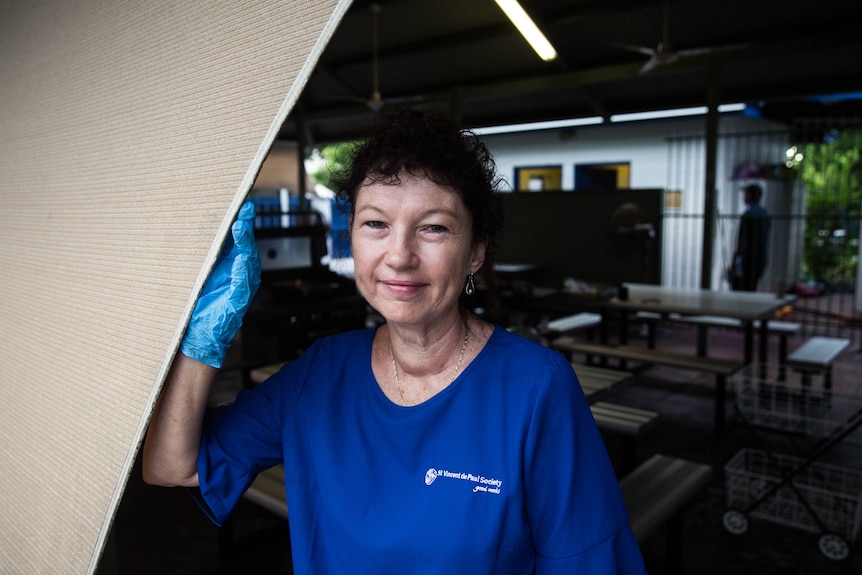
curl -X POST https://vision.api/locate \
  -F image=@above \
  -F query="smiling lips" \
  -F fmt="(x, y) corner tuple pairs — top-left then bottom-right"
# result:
(383, 279), (425, 296)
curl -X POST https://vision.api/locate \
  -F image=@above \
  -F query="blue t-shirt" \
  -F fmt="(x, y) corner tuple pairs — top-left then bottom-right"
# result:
(197, 326), (646, 574)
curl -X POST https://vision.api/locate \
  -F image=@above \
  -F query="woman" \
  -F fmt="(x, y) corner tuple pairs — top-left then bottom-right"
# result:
(143, 109), (646, 573)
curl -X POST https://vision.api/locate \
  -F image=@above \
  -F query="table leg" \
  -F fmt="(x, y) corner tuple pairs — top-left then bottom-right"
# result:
(599, 310), (609, 344)
(715, 374), (726, 438)
(647, 321), (656, 349)
(696, 325), (708, 357)
(758, 319), (769, 379)
(591, 310), (609, 367)
(778, 335), (788, 381)
(619, 311), (628, 345)
(618, 311), (628, 369)
(743, 322), (754, 365)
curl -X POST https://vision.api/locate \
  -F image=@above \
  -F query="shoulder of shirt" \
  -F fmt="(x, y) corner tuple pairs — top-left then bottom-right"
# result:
(263, 328), (373, 386)
(488, 327), (570, 368)
(277, 328), (373, 371)
(308, 327), (374, 351)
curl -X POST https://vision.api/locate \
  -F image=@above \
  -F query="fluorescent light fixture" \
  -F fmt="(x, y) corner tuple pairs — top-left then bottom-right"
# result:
(494, 0), (558, 62)
(610, 103), (745, 123)
(472, 103), (746, 135)
(474, 116), (603, 135)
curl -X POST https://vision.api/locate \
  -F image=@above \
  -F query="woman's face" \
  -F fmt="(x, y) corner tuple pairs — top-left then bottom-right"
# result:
(350, 173), (485, 330)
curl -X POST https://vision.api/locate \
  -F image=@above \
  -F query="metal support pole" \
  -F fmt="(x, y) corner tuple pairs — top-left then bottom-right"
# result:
(296, 118), (309, 210)
(701, 65), (720, 289)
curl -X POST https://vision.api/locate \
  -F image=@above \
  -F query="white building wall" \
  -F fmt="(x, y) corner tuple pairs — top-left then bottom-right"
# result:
(479, 113), (797, 290)
(486, 120), (677, 192)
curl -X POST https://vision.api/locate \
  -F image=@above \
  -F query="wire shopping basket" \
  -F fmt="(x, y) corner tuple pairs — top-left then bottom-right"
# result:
(732, 362), (862, 442)
(725, 448), (862, 539)
(725, 361), (862, 560)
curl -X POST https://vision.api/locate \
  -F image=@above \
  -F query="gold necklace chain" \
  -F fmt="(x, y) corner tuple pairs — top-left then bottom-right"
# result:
(389, 323), (469, 405)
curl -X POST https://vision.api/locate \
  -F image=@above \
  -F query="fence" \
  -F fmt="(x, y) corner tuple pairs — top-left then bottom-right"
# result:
(662, 123), (862, 344)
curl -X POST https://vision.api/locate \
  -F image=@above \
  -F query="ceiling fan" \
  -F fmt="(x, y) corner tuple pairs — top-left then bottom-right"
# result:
(334, 3), (422, 111)
(366, 3), (384, 110)
(614, 0), (746, 75)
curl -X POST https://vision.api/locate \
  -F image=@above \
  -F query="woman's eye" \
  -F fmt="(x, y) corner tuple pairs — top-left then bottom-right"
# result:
(364, 220), (386, 229)
(425, 224), (447, 233)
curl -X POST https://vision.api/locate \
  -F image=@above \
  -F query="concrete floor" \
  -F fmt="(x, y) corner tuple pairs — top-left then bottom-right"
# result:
(103, 320), (862, 574)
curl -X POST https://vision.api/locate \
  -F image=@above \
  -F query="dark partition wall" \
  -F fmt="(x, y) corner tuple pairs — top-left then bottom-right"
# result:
(495, 189), (664, 287)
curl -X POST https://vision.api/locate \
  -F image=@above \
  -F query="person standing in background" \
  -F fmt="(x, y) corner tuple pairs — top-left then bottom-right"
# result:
(731, 183), (771, 291)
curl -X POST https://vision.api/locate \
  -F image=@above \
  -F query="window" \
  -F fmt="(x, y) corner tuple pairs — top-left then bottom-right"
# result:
(574, 162), (630, 190)
(513, 165), (562, 191)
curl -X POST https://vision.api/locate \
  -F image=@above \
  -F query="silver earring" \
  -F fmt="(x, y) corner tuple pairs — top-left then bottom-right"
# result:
(465, 273), (475, 295)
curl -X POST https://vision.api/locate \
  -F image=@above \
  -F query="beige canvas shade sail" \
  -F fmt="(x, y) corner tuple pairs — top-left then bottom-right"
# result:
(0, 0), (352, 572)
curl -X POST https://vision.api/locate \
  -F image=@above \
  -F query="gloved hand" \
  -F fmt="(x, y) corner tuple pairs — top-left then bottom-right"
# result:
(181, 201), (261, 368)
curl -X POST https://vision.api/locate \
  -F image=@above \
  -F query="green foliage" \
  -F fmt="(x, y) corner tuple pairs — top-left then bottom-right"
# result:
(798, 129), (862, 286)
(306, 141), (360, 191)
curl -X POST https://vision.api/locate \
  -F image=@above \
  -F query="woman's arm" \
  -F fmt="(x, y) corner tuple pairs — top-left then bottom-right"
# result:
(142, 201), (260, 487)
(142, 354), (215, 486)
(527, 356), (646, 573)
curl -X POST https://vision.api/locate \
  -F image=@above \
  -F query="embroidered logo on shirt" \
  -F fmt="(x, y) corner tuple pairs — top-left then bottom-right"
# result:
(424, 467), (503, 494)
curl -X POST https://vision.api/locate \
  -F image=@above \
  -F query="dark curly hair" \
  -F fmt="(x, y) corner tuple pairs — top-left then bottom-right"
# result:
(333, 107), (503, 254)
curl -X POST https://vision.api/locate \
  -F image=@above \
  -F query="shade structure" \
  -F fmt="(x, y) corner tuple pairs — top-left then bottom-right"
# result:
(0, 0), (352, 572)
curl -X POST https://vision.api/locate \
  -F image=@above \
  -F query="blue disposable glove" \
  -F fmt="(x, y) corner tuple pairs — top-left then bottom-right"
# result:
(181, 201), (261, 368)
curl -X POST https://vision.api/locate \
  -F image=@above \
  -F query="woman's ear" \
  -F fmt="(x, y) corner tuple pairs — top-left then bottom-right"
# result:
(470, 240), (487, 274)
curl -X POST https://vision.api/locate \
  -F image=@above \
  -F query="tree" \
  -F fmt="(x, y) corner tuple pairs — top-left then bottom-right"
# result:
(798, 129), (862, 289)
(306, 141), (360, 191)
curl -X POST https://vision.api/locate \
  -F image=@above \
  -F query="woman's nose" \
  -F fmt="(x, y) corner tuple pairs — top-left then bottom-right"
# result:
(385, 230), (417, 268)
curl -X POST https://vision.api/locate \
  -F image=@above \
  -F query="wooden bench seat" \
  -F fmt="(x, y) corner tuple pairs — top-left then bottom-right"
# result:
(244, 465), (288, 519)
(620, 454), (712, 574)
(786, 336), (850, 368)
(545, 313), (603, 360)
(546, 312), (602, 333)
(553, 337), (743, 435)
(635, 311), (801, 361)
(786, 336), (851, 390)
(249, 362), (287, 385)
(555, 338), (742, 375)
(590, 401), (659, 473)
(572, 364), (634, 404)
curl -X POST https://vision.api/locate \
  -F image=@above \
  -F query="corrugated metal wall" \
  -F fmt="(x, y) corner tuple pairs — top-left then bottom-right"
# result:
(663, 123), (861, 342)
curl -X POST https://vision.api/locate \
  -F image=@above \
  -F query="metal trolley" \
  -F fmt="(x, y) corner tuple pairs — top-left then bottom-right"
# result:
(723, 362), (862, 561)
